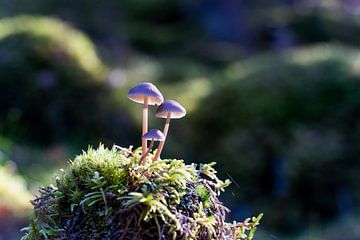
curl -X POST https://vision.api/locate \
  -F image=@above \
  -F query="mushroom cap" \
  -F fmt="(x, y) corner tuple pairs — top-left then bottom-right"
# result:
(155, 100), (186, 119)
(128, 82), (164, 105)
(142, 129), (165, 141)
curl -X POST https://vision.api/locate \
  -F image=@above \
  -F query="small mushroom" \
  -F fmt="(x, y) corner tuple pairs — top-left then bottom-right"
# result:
(128, 82), (163, 157)
(140, 129), (165, 164)
(153, 100), (186, 161)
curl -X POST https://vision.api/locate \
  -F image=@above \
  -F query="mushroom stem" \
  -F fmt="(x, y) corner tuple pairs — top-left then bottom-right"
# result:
(141, 97), (148, 157)
(140, 139), (154, 165)
(153, 113), (171, 162)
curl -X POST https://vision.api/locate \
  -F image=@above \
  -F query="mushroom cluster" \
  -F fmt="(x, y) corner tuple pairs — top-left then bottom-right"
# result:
(128, 82), (186, 164)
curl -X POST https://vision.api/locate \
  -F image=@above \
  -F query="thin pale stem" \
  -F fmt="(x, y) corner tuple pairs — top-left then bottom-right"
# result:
(141, 97), (148, 157)
(153, 113), (171, 162)
(140, 139), (154, 165)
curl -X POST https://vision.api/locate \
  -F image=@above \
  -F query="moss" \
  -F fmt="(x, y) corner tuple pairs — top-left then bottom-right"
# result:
(21, 145), (261, 239)
(0, 15), (107, 80)
(190, 44), (360, 233)
(0, 16), (137, 145)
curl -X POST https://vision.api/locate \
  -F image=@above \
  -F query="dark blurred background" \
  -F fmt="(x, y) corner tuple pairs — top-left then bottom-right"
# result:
(1, 0), (360, 239)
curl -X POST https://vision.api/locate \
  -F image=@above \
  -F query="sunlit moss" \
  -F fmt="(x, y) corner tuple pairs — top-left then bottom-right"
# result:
(190, 44), (360, 234)
(0, 15), (107, 80)
(0, 15), (127, 144)
(225, 44), (359, 82)
(21, 145), (261, 239)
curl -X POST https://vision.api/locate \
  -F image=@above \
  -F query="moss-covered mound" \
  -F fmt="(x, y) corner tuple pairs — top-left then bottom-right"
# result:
(0, 16), (123, 145)
(21, 145), (261, 240)
(189, 44), (360, 233)
(0, 15), (106, 80)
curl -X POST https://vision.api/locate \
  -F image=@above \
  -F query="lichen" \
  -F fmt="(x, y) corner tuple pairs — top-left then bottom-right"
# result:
(21, 145), (261, 240)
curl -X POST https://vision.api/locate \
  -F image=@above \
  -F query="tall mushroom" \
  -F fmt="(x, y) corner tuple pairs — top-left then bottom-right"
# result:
(128, 82), (163, 157)
(153, 100), (186, 161)
(140, 129), (165, 164)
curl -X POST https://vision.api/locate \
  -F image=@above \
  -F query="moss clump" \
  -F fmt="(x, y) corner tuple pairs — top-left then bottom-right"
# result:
(21, 145), (261, 240)
(0, 15), (114, 144)
(190, 44), (360, 233)
(0, 15), (107, 80)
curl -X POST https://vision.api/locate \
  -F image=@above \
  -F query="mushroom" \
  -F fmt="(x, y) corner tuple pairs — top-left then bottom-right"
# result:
(128, 82), (163, 157)
(140, 129), (165, 164)
(153, 100), (186, 161)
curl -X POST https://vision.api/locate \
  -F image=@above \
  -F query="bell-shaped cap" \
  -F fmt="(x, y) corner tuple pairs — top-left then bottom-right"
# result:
(142, 129), (165, 141)
(128, 82), (164, 105)
(155, 100), (186, 119)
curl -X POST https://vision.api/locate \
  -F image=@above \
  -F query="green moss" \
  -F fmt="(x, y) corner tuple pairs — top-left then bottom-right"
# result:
(21, 145), (261, 239)
(0, 16), (134, 145)
(0, 15), (107, 80)
(190, 44), (360, 233)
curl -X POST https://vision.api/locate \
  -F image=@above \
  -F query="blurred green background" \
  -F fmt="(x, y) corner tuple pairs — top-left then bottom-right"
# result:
(1, 0), (360, 239)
